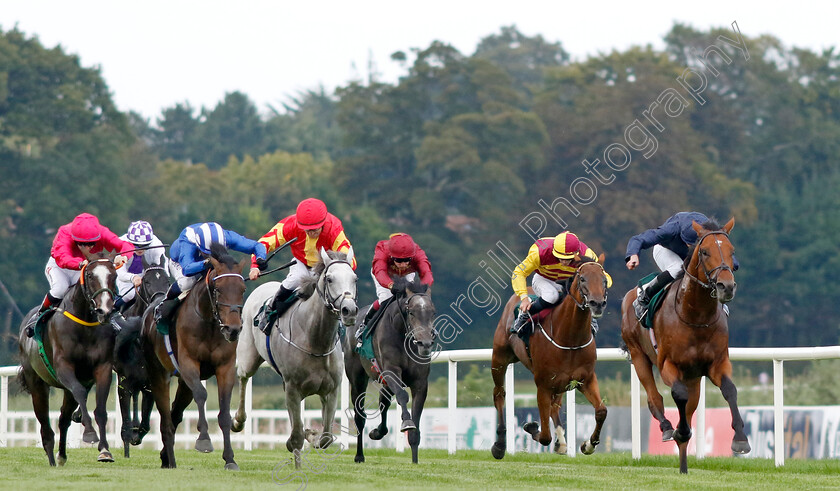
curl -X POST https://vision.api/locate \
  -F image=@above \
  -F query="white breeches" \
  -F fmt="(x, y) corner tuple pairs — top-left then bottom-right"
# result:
(652, 245), (683, 277)
(45, 257), (81, 299)
(532, 273), (564, 304)
(281, 260), (316, 290)
(372, 270), (416, 304)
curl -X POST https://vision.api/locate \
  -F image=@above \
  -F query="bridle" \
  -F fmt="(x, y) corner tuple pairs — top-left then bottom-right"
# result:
(317, 259), (357, 315)
(683, 231), (734, 298)
(568, 261), (609, 310)
(397, 291), (437, 344)
(80, 259), (117, 313)
(136, 266), (168, 305)
(203, 270), (245, 331)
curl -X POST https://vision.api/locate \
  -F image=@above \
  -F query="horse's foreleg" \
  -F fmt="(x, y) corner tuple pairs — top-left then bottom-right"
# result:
(174, 358), (212, 453)
(137, 389), (153, 443)
(669, 378), (694, 474)
(232, 375), (250, 433)
(631, 351), (673, 441)
(709, 361), (751, 455)
(579, 374), (608, 455)
(550, 392), (567, 455)
(55, 361), (98, 444)
(491, 352), (511, 460)
(369, 385), (393, 441)
(118, 382), (132, 455)
(93, 363), (114, 462)
(233, 331), (263, 433)
(407, 382), (429, 464)
(382, 369), (414, 432)
(350, 372), (369, 463)
(56, 390), (78, 466)
(216, 362), (239, 471)
(149, 368), (176, 468)
(534, 385), (553, 446)
(317, 388), (339, 450)
(285, 386), (305, 469)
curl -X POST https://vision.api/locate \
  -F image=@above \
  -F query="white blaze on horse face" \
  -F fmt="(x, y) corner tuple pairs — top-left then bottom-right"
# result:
(91, 262), (113, 303)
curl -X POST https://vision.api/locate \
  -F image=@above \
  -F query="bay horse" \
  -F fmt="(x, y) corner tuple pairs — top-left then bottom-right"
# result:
(114, 260), (170, 457)
(17, 250), (119, 465)
(491, 254), (609, 459)
(343, 276), (436, 464)
(142, 243), (250, 470)
(620, 218), (749, 474)
(234, 248), (357, 469)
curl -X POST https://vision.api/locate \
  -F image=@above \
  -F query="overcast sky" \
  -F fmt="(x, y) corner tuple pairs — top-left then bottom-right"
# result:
(2, 1), (837, 120)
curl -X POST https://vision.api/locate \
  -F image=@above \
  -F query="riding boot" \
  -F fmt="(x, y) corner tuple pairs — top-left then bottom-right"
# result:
(258, 286), (295, 334)
(154, 283), (182, 331)
(27, 293), (61, 338)
(511, 297), (555, 337)
(354, 302), (380, 350)
(633, 270), (674, 319)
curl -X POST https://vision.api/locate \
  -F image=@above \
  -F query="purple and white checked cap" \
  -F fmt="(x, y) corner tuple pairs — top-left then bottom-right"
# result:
(126, 220), (154, 245)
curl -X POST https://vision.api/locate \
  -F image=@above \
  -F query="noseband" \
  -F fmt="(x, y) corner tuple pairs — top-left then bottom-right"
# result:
(683, 231), (734, 298)
(205, 271), (245, 330)
(80, 259), (117, 312)
(318, 260), (356, 314)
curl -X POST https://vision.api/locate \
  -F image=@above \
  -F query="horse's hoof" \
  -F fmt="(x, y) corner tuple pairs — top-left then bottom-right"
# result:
(354, 454), (365, 463)
(137, 426), (149, 442)
(491, 442), (506, 460)
(522, 422), (539, 437)
(674, 429), (692, 444)
(224, 462), (240, 471)
(98, 450), (114, 462)
(732, 440), (751, 454)
(554, 441), (567, 455)
(83, 430), (99, 444)
(400, 419), (416, 432)
(232, 419), (245, 433)
(317, 433), (336, 449)
(661, 429), (674, 442)
(580, 441), (596, 455)
(71, 411), (82, 424)
(57, 455), (67, 466)
(369, 427), (388, 440)
(303, 428), (319, 444)
(195, 439), (214, 453)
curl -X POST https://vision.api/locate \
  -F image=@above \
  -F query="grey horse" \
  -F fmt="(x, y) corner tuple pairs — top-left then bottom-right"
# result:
(233, 248), (357, 469)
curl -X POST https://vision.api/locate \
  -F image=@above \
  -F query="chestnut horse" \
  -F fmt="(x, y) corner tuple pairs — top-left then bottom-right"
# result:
(491, 255), (609, 459)
(142, 243), (250, 470)
(620, 218), (749, 473)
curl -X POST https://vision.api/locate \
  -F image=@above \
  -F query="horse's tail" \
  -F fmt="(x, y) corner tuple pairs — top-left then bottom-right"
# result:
(619, 341), (631, 363)
(16, 365), (30, 394)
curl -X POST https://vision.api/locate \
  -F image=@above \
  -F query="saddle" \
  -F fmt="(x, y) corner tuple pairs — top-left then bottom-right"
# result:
(637, 273), (671, 329)
(354, 297), (395, 360)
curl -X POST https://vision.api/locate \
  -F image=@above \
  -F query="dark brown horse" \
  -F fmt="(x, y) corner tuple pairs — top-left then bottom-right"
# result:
(343, 276), (436, 464)
(142, 243), (249, 470)
(491, 255), (610, 459)
(620, 218), (749, 473)
(114, 261), (170, 456)
(17, 250), (119, 465)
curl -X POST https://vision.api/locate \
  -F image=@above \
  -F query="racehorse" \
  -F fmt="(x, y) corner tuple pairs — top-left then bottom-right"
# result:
(620, 218), (749, 473)
(343, 276), (436, 464)
(234, 248), (357, 469)
(114, 259), (170, 457)
(491, 255), (610, 459)
(142, 243), (249, 470)
(17, 250), (119, 465)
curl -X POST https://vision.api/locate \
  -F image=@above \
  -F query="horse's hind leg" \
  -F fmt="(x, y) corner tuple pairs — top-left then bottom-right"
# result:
(117, 382), (133, 457)
(93, 363), (114, 462)
(30, 376), (56, 466)
(232, 335), (263, 433)
(137, 390), (154, 444)
(56, 389), (78, 466)
(216, 361), (239, 471)
(491, 351), (512, 459)
(550, 392), (567, 455)
(350, 370), (369, 463)
(579, 374), (608, 455)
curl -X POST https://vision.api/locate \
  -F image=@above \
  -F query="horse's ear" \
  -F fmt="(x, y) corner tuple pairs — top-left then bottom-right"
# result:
(723, 217), (735, 234)
(345, 246), (354, 266)
(209, 255), (222, 271)
(691, 220), (704, 236)
(598, 253), (605, 265)
(319, 247), (330, 266)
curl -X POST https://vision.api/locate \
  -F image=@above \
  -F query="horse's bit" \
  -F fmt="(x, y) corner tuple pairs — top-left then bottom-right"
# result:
(683, 231), (734, 298)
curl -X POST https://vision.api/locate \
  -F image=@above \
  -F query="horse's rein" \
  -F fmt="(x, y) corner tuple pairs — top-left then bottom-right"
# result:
(683, 231), (734, 297)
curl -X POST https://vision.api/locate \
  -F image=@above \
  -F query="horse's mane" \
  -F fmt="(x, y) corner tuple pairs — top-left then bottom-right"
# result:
(297, 250), (351, 299)
(683, 218), (723, 269)
(391, 275), (429, 296)
(577, 256), (597, 265)
(209, 242), (237, 268)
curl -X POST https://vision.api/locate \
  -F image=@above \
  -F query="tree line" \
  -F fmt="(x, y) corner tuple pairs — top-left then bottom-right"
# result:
(1, 23), (838, 365)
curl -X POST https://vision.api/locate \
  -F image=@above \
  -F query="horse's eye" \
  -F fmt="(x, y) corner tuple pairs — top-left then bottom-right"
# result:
(326, 277), (332, 283)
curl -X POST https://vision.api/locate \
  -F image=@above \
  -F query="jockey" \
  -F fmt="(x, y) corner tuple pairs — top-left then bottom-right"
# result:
(154, 222), (266, 329)
(510, 231), (599, 335)
(253, 198), (356, 333)
(625, 211), (739, 319)
(26, 213), (132, 337)
(354, 233), (433, 349)
(115, 220), (170, 311)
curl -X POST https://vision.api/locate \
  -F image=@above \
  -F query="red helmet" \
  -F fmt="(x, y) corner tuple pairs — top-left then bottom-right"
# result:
(296, 198), (328, 230)
(388, 233), (416, 259)
(70, 213), (102, 242)
(552, 232), (581, 259)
